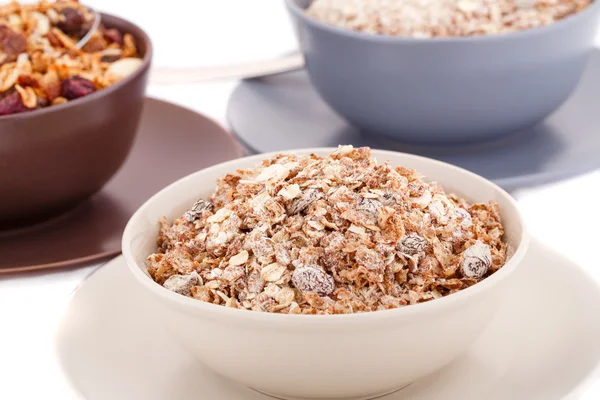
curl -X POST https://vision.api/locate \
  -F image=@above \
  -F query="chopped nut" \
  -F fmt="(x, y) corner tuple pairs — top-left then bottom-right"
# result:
(277, 183), (301, 200)
(31, 12), (50, 35)
(105, 57), (143, 80)
(14, 84), (36, 108)
(51, 96), (67, 105)
(163, 272), (200, 296)
(0, 90), (29, 115)
(255, 163), (290, 182)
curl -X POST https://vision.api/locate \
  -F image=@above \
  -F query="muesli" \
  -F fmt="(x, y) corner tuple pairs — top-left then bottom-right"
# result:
(306, 0), (593, 38)
(0, 0), (142, 116)
(148, 146), (508, 315)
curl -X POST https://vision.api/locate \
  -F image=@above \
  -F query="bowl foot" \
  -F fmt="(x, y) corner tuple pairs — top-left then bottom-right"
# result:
(251, 382), (413, 400)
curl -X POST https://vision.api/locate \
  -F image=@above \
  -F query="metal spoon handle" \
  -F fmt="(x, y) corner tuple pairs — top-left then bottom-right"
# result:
(149, 52), (305, 85)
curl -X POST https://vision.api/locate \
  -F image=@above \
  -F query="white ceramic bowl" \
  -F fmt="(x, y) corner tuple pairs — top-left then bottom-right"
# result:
(122, 148), (529, 400)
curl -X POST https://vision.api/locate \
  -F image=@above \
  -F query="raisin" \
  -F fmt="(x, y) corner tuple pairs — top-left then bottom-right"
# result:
(289, 188), (323, 215)
(183, 199), (213, 223)
(61, 76), (96, 100)
(0, 25), (27, 64)
(461, 241), (492, 279)
(56, 7), (84, 36)
(0, 91), (31, 116)
(397, 233), (428, 256)
(291, 265), (335, 296)
(102, 28), (124, 46)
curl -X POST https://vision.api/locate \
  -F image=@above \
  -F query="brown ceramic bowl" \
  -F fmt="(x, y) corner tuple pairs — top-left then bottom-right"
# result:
(0, 13), (152, 230)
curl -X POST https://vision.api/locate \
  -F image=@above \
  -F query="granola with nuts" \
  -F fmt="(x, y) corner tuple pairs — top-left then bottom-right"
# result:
(306, 0), (593, 38)
(0, 0), (142, 116)
(147, 146), (508, 315)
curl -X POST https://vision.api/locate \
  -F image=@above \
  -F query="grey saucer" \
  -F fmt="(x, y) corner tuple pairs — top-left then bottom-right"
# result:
(227, 51), (600, 191)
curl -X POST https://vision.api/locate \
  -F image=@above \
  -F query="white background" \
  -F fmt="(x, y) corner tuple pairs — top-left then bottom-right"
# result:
(1, 1), (600, 399)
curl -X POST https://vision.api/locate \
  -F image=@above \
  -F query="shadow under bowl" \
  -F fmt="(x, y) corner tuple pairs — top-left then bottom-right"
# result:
(0, 13), (152, 230)
(285, 0), (600, 144)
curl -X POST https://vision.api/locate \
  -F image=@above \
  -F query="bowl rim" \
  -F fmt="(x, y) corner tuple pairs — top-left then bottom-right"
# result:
(0, 11), (153, 122)
(284, 0), (600, 44)
(122, 147), (530, 326)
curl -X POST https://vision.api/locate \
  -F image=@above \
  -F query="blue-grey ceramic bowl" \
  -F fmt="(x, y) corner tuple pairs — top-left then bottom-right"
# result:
(285, 0), (600, 144)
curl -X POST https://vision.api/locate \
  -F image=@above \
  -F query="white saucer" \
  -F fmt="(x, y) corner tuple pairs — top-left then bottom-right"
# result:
(55, 240), (600, 400)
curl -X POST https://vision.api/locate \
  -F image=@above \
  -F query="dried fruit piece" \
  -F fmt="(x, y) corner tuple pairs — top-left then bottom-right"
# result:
(61, 76), (96, 100)
(461, 241), (492, 279)
(356, 197), (381, 220)
(289, 188), (323, 215)
(183, 199), (213, 223)
(102, 28), (124, 46)
(56, 7), (84, 36)
(397, 233), (428, 256)
(0, 90), (29, 115)
(0, 25), (27, 64)
(291, 265), (335, 296)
